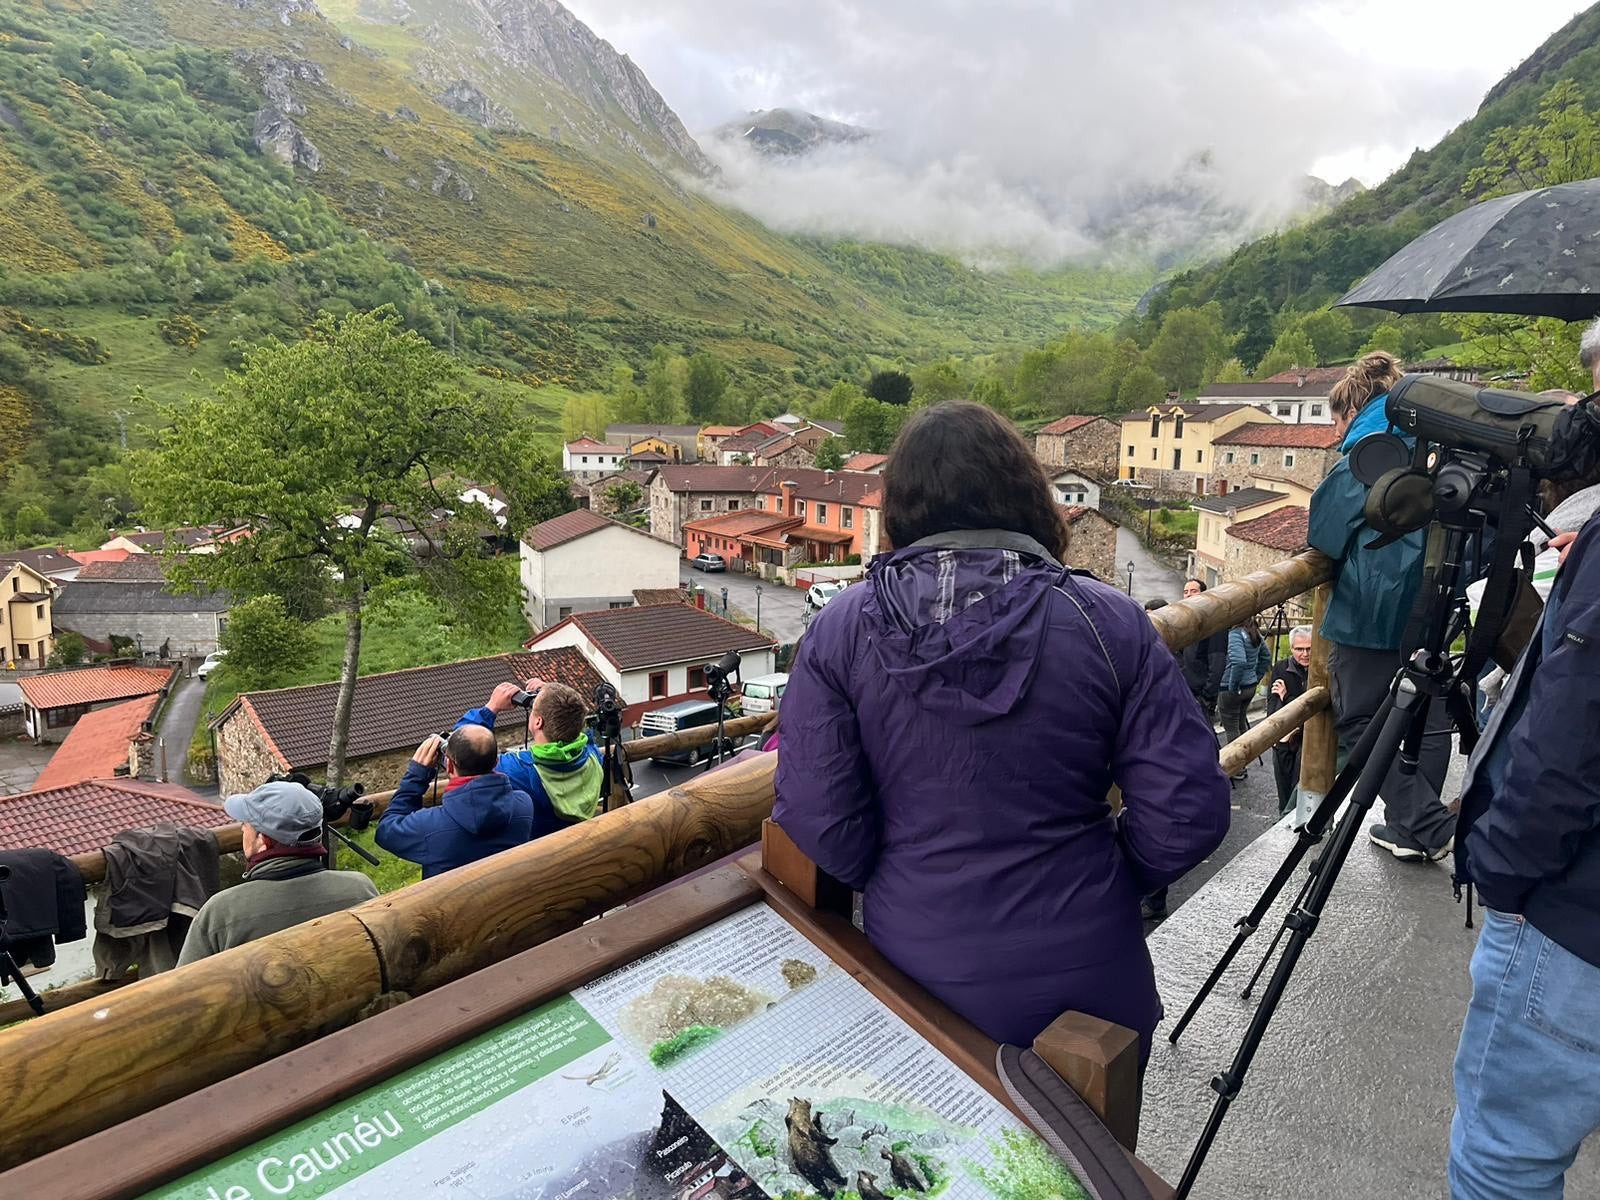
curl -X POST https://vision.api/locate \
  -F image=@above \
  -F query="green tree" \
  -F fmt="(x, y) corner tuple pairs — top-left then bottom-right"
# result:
(1209, 357), (1248, 384)
(969, 375), (1013, 417)
(1357, 322), (1406, 357)
(609, 363), (646, 424)
(911, 359), (967, 406)
(1234, 297), (1276, 372)
(561, 392), (613, 442)
(816, 381), (866, 420)
(844, 397), (903, 454)
(12, 504), (52, 540)
(812, 439), (845, 471)
(1253, 328), (1318, 379)
(642, 344), (687, 423)
(1146, 306), (1228, 392)
(132, 309), (569, 785)
(47, 631), (87, 669)
(866, 369), (914, 407)
(1297, 308), (1355, 364)
(219, 594), (310, 685)
(1116, 364), (1166, 411)
(684, 352), (729, 424)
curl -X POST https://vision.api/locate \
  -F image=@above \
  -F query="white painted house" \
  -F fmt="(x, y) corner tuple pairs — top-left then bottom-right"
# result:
(520, 509), (680, 631)
(1050, 469), (1102, 510)
(526, 602), (777, 724)
(563, 438), (628, 482)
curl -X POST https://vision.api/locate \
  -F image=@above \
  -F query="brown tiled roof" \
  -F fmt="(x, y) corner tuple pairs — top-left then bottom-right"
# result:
(112, 526), (219, 550)
(1061, 505), (1114, 526)
(32, 695), (161, 790)
(754, 435), (801, 457)
(1213, 424), (1342, 449)
(699, 425), (740, 437)
(684, 510), (798, 537)
(1119, 403), (1272, 422)
(0, 780), (225, 857)
(1037, 414), (1108, 436)
(843, 453), (887, 471)
(769, 468), (882, 507)
(533, 604), (775, 671)
(524, 508), (614, 551)
(218, 650), (606, 772)
(1260, 367), (1351, 388)
(656, 465), (770, 494)
(811, 419), (845, 435)
(77, 555), (175, 582)
(627, 450), (671, 463)
(589, 470), (655, 492)
(718, 432), (772, 454)
(19, 664), (176, 712)
(1227, 505), (1311, 551)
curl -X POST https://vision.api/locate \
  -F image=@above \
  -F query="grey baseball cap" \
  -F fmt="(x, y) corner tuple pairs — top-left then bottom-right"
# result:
(223, 779), (324, 845)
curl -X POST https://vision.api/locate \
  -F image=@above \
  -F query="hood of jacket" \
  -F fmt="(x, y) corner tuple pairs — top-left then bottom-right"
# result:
(440, 771), (523, 836)
(531, 735), (603, 822)
(862, 530), (1062, 727)
(1342, 392), (1399, 452)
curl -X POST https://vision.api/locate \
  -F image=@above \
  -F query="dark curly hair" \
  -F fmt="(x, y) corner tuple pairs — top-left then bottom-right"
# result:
(882, 402), (1070, 558)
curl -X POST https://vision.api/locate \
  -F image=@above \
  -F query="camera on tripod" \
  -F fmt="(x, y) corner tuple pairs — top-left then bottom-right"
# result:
(703, 649), (741, 703)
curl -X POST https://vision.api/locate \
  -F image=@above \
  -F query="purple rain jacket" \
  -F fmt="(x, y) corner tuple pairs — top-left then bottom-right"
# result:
(773, 531), (1231, 1056)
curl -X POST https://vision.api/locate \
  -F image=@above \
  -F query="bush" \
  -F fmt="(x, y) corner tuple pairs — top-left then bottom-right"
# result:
(47, 631), (87, 668)
(219, 594), (311, 685)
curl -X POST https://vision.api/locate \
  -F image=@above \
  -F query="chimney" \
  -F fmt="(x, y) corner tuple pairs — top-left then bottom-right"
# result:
(781, 479), (797, 515)
(824, 470), (834, 485)
(1296, 370), (1308, 389)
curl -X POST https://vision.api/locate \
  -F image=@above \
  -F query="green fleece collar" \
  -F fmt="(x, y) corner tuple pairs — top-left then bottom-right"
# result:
(529, 734), (589, 763)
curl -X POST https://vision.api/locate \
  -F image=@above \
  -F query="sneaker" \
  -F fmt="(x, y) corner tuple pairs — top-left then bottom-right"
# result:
(1369, 823), (1427, 862)
(1427, 835), (1455, 863)
(1140, 889), (1168, 920)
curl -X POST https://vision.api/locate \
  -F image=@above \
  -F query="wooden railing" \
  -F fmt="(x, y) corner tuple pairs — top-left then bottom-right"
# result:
(0, 554), (1336, 1171)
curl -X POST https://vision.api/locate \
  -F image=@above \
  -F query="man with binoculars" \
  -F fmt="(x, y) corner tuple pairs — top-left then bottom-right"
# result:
(459, 679), (604, 835)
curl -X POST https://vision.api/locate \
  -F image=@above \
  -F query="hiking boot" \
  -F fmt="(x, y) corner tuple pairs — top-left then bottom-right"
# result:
(1140, 889), (1168, 920)
(1369, 823), (1427, 862)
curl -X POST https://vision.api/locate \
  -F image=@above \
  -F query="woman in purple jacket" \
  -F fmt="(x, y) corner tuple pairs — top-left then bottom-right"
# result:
(773, 403), (1230, 1060)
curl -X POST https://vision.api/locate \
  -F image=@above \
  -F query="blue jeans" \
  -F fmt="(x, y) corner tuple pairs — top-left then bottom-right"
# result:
(1450, 910), (1600, 1199)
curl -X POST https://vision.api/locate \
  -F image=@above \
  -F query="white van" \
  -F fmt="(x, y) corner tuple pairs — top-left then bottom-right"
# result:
(740, 673), (789, 716)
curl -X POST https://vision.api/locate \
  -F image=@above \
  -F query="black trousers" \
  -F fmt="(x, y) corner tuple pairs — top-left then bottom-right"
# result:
(1273, 742), (1301, 814)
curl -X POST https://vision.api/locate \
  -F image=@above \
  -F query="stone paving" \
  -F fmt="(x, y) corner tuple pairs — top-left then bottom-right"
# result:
(0, 737), (55, 794)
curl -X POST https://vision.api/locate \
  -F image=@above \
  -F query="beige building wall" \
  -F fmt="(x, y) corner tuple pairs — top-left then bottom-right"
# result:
(1118, 407), (1280, 493)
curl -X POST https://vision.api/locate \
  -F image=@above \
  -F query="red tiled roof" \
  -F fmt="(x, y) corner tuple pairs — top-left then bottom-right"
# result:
(31, 695), (162, 790)
(1227, 505), (1311, 552)
(699, 426), (740, 437)
(566, 438), (626, 454)
(0, 779), (226, 857)
(1037, 414), (1107, 436)
(1260, 367), (1351, 388)
(656, 465), (771, 494)
(843, 453), (887, 471)
(684, 510), (799, 537)
(218, 650), (606, 772)
(1061, 505), (1114, 526)
(524, 508), (615, 551)
(1213, 424), (1342, 449)
(18, 664), (176, 712)
(531, 604), (775, 671)
(68, 548), (132, 567)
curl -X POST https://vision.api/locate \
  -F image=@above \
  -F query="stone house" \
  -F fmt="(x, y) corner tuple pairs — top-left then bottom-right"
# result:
(54, 571), (230, 658)
(587, 470), (656, 518)
(649, 465), (769, 546)
(1224, 505), (1313, 620)
(211, 649), (605, 798)
(697, 425), (741, 461)
(1034, 415), (1122, 479)
(1118, 404), (1279, 496)
(31, 693), (164, 790)
(1062, 506), (1118, 583)
(750, 434), (815, 469)
(1190, 487), (1301, 589)
(1212, 423), (1342, 494)
(520, 509), (680, 631)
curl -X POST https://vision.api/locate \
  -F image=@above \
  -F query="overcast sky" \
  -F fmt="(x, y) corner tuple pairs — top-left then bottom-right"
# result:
(568, 0), (1591, 262)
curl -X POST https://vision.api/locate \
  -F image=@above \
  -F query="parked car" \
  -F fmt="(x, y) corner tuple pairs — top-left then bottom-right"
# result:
(740, 673), (789, 716)
(691, 552), (726, 573)
(805, 581), (845, 610)
(197, 651), (227, 679)
(638, 699), (734, 765)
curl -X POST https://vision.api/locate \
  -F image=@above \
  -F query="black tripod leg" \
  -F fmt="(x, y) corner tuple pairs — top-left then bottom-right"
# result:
(1174, 677), (1421, 1200)
(1167, 688), (1396, 1044)
(0, 950), (45, 1016)
(1239, 871), (1312, 1001)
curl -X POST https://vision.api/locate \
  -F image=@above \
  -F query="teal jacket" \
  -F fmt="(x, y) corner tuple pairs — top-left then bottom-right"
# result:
(1307, 397), (1424, 651)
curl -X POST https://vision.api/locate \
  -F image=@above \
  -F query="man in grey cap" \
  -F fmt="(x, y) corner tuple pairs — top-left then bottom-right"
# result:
(177, 780), (378, 966)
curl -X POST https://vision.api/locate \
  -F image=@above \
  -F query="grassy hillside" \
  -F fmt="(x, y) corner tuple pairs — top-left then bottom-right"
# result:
(0, 0), (1147, 542)
(1148, 3), (1600, 329)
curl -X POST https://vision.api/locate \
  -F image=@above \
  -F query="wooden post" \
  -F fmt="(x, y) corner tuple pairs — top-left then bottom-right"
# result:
(1217, 687), (1329, 780)
(1147, 551), (1332, 653)
(761, 819), (853, 918)
(1032, 1012), (1143, 1152)
(1298, 582), (1337, 819)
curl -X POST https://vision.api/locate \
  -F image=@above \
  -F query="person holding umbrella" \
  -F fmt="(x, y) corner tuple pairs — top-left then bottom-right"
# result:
(1308, 352), (1457, 862)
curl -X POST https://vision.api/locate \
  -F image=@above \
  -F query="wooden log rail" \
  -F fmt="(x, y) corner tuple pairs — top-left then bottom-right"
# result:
(1146, 550), (1332, 653)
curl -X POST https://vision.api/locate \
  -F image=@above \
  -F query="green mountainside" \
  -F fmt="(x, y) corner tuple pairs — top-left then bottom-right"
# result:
(1147, 3), (1600, 330)
(0, 0), (1146, 541)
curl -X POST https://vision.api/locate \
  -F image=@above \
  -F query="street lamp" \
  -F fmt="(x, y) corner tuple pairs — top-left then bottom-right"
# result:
(754, 584), (763, 634)
(1125, 560), (1136, 595)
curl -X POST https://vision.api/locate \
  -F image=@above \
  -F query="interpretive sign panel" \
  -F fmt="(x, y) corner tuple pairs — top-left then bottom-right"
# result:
(144, 905), (1087, 1200)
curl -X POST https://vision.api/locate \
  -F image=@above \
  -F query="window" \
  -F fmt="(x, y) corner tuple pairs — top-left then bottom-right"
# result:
(774, 498), (784, 513)
(688, 666), (707, 690)
(558, 606), (573, 620)
(581, 455), (589, 464)
(816, 502), (828, 524)
(1174, 415), (1185, 438)
(1150, 414), (1161, 437)
(700, 499), (713, 512)
(609, 601), (631, 609)
(1311, 404), (1324, 417)
(16, 642), (28, 660)
(9, 578), (15, 593)
(33, 604), (42, 621)
(1284, 452), (1297, 468)
(1172, 448), (1182, 470)
(1151, 448), (1157, 461)
(757, 495), (766, 510)
(727, 499), (740, 511)
(842, 507), (854, 529)
(1249, 452), (1261, 466)
(1276, 404), (1292, 417)
(1195, 450), (1203, 464)
(795, 500), (807, 518)
(1224, 451), (1236, 464)
(1126, 445), (1135, 458)
(649, 671), (668, 699)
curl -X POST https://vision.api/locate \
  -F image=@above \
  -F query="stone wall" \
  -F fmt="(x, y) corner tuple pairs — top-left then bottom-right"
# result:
(1038, 421), (1122, 479)
(1224, 536), (1313, 621)
(1066, 511), (1118, 583)
(56, 611), (223, 657)
(754, 445), (813, 470)
(1214, 446), (1338, 494)
(589, 476), (647, 518)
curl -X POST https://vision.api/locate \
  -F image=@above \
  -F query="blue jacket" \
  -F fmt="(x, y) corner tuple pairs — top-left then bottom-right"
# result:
(1457, 514), (1600, 968)
(1220, 630), (1272, 692)
(1307, 396), (1425, 650)
(375, 762), (534, 878)
(456, 707), (605, 839)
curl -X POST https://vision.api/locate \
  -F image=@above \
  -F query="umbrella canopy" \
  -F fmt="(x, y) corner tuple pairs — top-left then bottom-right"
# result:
(1338, 178), (1600, 321)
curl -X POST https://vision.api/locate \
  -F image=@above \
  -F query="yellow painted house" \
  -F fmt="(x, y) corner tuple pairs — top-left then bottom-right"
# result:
(1190, 487), (1302, 588)
(1118, 403), (1280, 495)
(625, 435), (681, 463)
(1, 562), (56, 666)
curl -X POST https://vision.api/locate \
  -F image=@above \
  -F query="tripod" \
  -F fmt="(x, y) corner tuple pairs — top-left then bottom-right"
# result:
(592, 686), (632, 812)
(0, 866), (45, 1017)
(703, 674), (736, 770)
(1166, 512), (1490, 1200)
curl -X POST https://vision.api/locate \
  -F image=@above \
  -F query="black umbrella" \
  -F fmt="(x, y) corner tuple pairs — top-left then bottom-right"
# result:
(1337, 178), (1600, 321)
